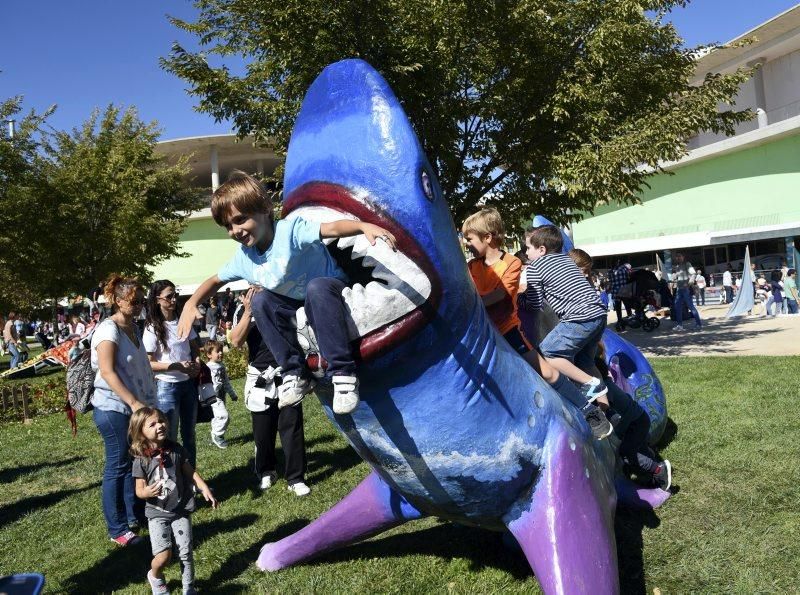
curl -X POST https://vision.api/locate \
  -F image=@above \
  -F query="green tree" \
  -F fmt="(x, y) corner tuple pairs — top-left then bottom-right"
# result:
(0, 103), (204, 314)
(42, 105), (205, 292)
(162, 0), (752, 228)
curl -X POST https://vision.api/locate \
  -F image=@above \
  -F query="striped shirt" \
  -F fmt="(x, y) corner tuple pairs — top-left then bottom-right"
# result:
(524, 253), (607, 322)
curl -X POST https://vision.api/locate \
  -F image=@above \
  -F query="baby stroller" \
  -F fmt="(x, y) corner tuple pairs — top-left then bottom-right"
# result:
(617, 269), (662, 332)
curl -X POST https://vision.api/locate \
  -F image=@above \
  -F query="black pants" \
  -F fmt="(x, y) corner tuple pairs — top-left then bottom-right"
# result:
(251, 278), (355, 378)
(619, 413), (659, 475)
(613, 298), (626, 328)
(251, 404), (306, 484)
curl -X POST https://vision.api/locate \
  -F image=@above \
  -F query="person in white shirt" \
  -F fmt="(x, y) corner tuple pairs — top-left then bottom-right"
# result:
(144, 280), (202, 467)
(694, 268), (707, 306)
(722, 267), (734, 304)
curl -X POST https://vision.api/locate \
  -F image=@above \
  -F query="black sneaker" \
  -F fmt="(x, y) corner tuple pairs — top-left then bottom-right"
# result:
(582, 404), (613, 440)
(653, 460), (672, 491)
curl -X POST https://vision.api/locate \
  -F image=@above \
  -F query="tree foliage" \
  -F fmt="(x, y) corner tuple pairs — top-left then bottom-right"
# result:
(162, 0), (752, 228)
(0, 103), (204, 312)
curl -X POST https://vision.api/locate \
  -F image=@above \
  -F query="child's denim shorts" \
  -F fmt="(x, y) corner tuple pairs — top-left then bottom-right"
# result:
(540, 315), (606, 373)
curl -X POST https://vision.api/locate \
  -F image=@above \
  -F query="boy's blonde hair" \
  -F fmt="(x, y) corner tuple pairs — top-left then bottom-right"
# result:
(461, 208), (506, 247)
(211, 170), (272, 227)
(128, 407), (169, 458)
(203, 340), (224, 357)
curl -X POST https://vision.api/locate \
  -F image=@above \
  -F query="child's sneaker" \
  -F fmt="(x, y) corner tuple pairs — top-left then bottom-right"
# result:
(111, 530), (141, 547)
(259, 471), (277, 490)
(147, 570), (169, 595)
(580, 377), (608, 403)
(278, 375), (316, 409)
(653, 460), (672, 491)
(581, 404), (613, 440)
(287, 481), (311, 497)
(332, 375), (360, 414)
(211, 435), (228, 449)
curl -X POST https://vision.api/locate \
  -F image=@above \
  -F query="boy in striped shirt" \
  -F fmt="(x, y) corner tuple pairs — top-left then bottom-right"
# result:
(463, 211), (612, 439)
(523, 225), (612, 437)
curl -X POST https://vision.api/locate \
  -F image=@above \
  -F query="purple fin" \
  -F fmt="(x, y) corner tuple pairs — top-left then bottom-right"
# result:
(504, 429), (619, 594)
(257, 471), (424, 571)
(615, 477), (672, 510)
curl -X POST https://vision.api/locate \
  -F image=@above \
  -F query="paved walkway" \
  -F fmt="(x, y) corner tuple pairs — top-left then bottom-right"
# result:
(610, 303), (800, 357)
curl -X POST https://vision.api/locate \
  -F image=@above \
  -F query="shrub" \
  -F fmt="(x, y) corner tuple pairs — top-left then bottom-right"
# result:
(223, 346), (249, 380)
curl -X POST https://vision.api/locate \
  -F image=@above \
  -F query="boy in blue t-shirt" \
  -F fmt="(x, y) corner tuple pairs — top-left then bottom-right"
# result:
(177, 172), (395, 415)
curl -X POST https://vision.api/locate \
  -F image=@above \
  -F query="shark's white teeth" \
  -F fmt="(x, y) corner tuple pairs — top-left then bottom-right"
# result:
(336, 236), (358, 250)
(288, 203), (433, 340)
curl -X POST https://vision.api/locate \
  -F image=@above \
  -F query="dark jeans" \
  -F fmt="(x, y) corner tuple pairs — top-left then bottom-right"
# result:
(93, 408), (143, 538)
(724, 286), (733, 304)
(619, 412), (659, 475)
(696, 288), (706, 305)
(251, 404), (306, 484)
(251, 278), (355, 378)
(788, 299), (799, 314)
(157, 379), (198, 467)
(674, 287), (701, 327)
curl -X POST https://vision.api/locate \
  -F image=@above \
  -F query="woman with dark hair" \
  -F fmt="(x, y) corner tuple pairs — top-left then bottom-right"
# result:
(90, 274), (156, 546)
(763, 270), (784, 317)
(143, 280), (202, 466)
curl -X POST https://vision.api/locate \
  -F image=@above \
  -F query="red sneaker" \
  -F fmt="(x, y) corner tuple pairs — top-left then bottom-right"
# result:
(111, 530), (141, 547)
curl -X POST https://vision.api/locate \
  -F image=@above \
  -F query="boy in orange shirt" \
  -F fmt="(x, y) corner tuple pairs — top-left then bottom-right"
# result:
(462, 208), (612, 439)
(462, 208), (528, 354)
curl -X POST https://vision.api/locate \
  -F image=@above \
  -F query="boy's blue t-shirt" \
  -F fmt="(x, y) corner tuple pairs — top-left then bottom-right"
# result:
(218, 216), (347, 300)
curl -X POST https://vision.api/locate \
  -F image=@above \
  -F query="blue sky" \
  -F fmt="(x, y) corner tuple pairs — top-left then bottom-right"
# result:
(2, 1), (798, 140)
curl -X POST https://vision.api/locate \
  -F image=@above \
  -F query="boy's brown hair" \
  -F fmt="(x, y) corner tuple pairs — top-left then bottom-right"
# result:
(461, 208), (506, 247)
(211, 170), (272, 227)
(203, 340), (224, 357)
(525, 225), (563, 254)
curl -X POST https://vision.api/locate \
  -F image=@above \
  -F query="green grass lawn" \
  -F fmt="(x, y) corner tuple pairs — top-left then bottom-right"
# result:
(0, 357), (798, 593)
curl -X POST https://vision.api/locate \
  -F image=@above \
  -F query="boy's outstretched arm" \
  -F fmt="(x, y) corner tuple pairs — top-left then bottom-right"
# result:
(320, 220), (397, 250)
(177, 275), (225, 339)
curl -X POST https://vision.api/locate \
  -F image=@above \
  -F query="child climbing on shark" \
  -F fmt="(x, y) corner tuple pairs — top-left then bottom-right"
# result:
(462, 209), (613, 439)
(177, 171), (396, 415)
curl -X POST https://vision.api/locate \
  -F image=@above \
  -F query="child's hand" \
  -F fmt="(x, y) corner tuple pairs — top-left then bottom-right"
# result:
(201, 487), (219, 509)
(141, 482), (161, 499)
(360, 223), (397, 251)
(177, 306), (197, 340)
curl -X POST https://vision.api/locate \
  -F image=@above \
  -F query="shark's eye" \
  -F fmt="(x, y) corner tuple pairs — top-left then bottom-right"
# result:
(421, 170), (434, 202)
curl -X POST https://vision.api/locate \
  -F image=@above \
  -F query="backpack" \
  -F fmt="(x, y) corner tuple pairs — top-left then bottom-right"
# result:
(66, 348), (95, 413)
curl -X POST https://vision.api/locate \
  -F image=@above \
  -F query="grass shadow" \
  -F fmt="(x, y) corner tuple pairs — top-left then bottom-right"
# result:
(305, 521), (532, 581)
(198, 518), (309, 592)
(63, 514), (260, 594)
(655, 417), (678, 450)
(0, 482), (100, 529)
(0, 456), (87, 484)
(615, 507), (661, 595)
(305, 444), (363, 485)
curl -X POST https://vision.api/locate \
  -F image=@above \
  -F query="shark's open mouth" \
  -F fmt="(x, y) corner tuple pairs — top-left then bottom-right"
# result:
(283, 181), (442, 363)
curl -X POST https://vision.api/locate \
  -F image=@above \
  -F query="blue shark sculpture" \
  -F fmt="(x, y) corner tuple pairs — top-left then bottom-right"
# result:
(257, 59), (670, 593)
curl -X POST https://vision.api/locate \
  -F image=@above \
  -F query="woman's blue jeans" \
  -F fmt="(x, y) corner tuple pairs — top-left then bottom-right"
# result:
(93, 407), (142, 538)
(157, 379), (198, 467)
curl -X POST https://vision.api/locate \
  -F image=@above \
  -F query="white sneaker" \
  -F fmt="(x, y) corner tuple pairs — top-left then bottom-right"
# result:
(287, 482), (311, 497)
(211, 435), (228, 449)
(332, 375), (360, 415)
(278, 375), (316, 409)
(259, 472), (277, 490)
(672, 324), (684, 331)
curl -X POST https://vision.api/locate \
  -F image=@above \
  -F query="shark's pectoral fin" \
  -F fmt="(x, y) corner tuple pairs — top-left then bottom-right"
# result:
(615, 476), (672, 509)
(503, 427), (619, 594)
(257, 471), (425, 571)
